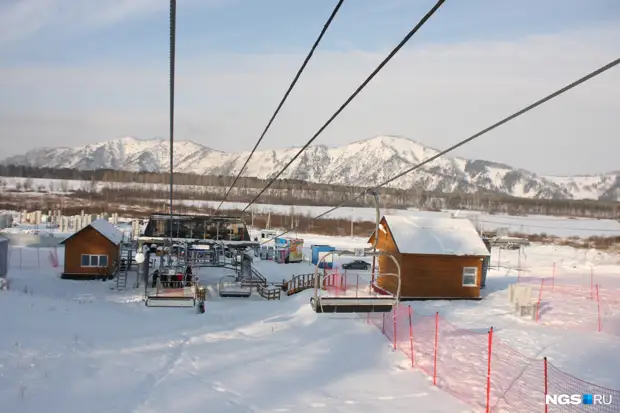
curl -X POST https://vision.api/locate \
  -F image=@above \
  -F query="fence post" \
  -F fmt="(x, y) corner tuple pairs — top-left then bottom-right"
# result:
(535, 279), (544, 323)
(596, 284), (602, 333)
(393, 305), (397, 351)
(544, 357), (548, 413)
(497, 248), (501, 270)
(433, 312), (439, 386)
(382, 312), (385, 334)
(355, 274), (359, 298)
(485, 326), (494, 413)
(408, 305), (414, 368)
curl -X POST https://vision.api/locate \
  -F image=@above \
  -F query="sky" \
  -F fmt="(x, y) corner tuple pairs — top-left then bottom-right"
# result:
(0, 0), (619, 176)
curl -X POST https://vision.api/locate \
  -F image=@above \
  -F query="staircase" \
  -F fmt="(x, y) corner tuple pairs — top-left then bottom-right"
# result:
(239, 267), (281, 300)
(116, 270), (128, 290)
(116, 248), (132, 290)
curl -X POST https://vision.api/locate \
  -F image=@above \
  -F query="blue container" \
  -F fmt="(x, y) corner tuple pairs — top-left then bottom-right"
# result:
(311, 245), (335, 269)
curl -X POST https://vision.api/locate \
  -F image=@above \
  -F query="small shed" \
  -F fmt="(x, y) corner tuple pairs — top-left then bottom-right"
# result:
(368, 215), (490, 300)
(0, 236), (8, 278)
(311, 245), (335, 269)
(60, 219), (123, 280)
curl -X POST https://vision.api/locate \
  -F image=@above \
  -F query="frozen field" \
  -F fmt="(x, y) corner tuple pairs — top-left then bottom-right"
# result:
(2, 232), (620, 412)
(2, 175), (619, 239)
(167, 199), (620, 239)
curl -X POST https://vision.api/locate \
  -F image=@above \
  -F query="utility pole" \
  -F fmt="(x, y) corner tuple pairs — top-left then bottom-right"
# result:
(350, 216), (353, 237)
(168, 0), (176, 265)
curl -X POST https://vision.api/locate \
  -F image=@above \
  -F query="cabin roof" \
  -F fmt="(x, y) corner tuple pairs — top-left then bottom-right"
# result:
(371, 215), (490, 257)
(60, 219), (123, 246)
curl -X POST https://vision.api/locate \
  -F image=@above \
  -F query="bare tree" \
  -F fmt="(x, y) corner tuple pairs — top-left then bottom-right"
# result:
(23, 178), (33, 191)
(59, 180), (70, 193)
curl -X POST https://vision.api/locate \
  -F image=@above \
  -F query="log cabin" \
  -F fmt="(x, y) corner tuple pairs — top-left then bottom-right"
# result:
(368, 215), (490, 300)
(60, 219), (123, 280)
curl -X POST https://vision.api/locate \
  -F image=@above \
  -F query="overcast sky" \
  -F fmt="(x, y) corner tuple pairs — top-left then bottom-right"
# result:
(1, 0), (619, 176)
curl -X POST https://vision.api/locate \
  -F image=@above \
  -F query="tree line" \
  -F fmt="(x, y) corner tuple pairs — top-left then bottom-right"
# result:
(0, 164), (618, 219)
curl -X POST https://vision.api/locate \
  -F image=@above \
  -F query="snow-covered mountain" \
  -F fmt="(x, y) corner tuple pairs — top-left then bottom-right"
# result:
(3, 136), (619, 200)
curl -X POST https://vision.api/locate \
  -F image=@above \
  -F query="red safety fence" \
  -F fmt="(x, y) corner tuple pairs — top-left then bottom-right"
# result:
(366, 306), (620, 412)
(322, 271), (375, 297)
(517, 273), (620, 336)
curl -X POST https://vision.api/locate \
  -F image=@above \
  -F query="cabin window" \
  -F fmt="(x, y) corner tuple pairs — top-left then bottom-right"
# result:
(462, 267), (477, 287)
(81, 254), (109, 268)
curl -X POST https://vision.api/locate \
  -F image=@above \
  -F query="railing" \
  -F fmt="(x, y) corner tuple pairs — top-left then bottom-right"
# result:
(285, 273), (315, 295)
(256, 283), (281, 300)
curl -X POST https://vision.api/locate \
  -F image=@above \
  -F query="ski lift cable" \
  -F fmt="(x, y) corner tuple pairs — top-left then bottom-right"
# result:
(212, 0), (346, 216)
(241, 0), (447, 213)
(260, 56), (620, 244)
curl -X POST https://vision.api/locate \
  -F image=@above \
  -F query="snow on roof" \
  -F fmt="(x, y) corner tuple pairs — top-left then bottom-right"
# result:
(89, 219), (123, 245)
(379, 215), (490, 256)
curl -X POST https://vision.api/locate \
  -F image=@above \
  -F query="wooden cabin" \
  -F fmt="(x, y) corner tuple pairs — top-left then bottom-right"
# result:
(60, 219), (123, 280)
(368, 215), (490, 300)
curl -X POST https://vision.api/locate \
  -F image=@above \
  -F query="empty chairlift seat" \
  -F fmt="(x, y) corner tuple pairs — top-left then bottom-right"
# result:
(310, 296), (396, 313)
(310, 275), (398, 313)
(218, 275), (252, 298)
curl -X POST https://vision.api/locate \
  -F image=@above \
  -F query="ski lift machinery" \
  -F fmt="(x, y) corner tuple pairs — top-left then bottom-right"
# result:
(135, 242), (197, 308)
(309, 189), (402, 313)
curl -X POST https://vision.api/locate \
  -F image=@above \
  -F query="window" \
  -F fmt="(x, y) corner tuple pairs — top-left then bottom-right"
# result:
(462, 267), (477, 287)
(80, 254), (109, 268)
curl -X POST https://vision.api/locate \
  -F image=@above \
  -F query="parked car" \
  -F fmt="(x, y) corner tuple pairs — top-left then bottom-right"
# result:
(342, 260), (371, 270)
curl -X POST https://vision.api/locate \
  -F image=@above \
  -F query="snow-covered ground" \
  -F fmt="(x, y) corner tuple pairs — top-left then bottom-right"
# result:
(202, 200), (620, 238)
(2, 175), (619, 239)
(2, 230), (620, 412)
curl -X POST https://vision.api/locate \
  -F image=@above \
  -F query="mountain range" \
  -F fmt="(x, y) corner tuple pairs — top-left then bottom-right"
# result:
(2, 136), (619, 201)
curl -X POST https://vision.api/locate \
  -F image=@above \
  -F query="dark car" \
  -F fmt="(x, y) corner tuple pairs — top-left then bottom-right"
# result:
(342, 260), (371, 270)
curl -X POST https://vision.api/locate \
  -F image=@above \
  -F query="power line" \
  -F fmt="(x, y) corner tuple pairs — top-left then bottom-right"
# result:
(212, 0), (345, 216)
(241, 0), (447, 213)
(262, 57), (620, 244)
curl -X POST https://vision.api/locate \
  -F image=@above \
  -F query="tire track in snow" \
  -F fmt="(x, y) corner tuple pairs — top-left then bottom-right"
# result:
(130, 335), (191, 413)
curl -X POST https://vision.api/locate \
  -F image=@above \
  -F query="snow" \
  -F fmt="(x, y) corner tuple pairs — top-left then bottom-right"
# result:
(379, 215), (491, 256)
(3, 135), (619, 200)
(1, 255), (471, 413)
(182, 201), (620, 238)
(2, 229), (620, 413)
(85, 219), (123, 245)
(546, 174), (619, 200)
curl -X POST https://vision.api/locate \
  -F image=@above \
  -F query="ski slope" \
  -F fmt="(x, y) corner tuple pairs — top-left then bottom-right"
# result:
(1, 235), (620, 412)
(1, 270), (470, 413)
